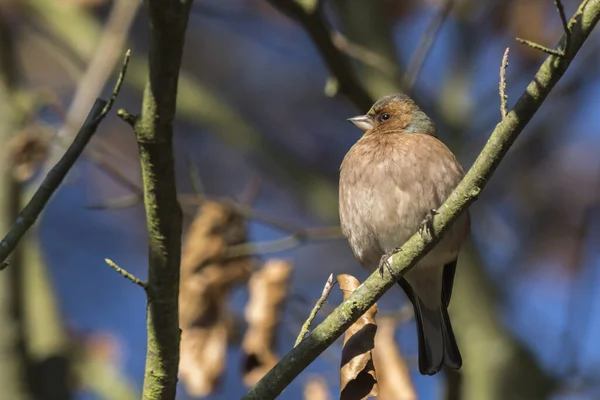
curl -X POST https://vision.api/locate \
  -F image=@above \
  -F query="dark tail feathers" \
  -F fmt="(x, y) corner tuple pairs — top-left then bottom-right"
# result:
(399, 281), (462, 375)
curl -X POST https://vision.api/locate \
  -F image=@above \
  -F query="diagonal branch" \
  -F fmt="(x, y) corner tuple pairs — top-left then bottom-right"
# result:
(266, 0), (373, 110)
(243, 0), (600, 398)
(0, 51), (130, 270)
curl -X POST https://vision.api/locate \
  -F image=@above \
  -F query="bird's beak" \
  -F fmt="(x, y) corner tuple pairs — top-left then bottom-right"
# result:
(347, 115), (373, 131)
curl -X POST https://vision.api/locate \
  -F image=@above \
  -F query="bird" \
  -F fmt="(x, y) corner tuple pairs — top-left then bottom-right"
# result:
(338, 93), (469, 376)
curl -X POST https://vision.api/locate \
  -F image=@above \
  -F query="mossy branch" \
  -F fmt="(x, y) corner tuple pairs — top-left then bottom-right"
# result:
(123, 1), (191, 400)
(243, 0), (600, 398)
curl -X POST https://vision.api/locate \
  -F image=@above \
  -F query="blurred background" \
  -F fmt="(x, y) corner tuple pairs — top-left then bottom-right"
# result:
(1, 0), (600, 399)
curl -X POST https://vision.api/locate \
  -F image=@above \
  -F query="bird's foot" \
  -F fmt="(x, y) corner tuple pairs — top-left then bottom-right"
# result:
(378, 247), (402, 280)
(418, 208), (438, 240)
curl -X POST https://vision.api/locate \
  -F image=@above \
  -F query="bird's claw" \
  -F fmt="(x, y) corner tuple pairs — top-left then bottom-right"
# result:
(418, 208), (438, 240)
(378, 247), (402, 280)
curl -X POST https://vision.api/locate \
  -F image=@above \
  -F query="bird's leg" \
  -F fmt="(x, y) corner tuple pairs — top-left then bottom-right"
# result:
(418, 208), (438, 240)
(378, 247), (402, 280)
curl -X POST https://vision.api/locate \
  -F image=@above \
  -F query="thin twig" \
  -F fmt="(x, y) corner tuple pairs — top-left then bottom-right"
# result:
(87, 194), (143, 210)
(225, 227), (343, 259)
(117, 108), (138, 127)
(90, 190), (342, 256)
(98, 50), (130, 120)
(0, 52), (130, 269)
(555, 0), (571, 53)
(266, 0), (373, 110)
(179, 194), (308, 232)
(515, 38), (565, 57)
(236, 173), (262, 206)
(403, 0), (454, 90)
(105, 258), (147, 290)
(185, 155), (205, 196)
(516, 0), (572, 59)
(83, 145), (142, 194)
(330, 31), (397, 76)
(0, 101), (105, 271)
(499, 47), (510, 119)
(295, 273), (336, 347)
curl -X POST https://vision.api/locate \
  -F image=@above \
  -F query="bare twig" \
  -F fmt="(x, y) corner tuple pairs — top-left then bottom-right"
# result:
(101, 50), (130, 116)
(555, 0), (571, 53)
(117, 108), (138, 127)
(403, 0), (454, 90)
(87, 194), (143, 210)
(331, 31), (397, 76)
(105, 258), (147, 289)
(266, 0), (373, 110)
(515, 38), (565, 57)
(499, 47), (510, 119)
(180, 193), (330, 234)
(0, 51), (130, 269)
(295, 273), (336, 347)
(237, 173), (263, 206)
(516, 0), (572, 58)
(185, 156), (205, 196)
(225, 226), (343, 259)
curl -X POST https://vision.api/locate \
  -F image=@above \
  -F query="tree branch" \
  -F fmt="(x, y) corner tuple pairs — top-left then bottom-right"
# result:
(266, 0), (373, 110)
(243, 1), (600, 398)
(0, 50), (130, 270)
(124, 1), (191, 399)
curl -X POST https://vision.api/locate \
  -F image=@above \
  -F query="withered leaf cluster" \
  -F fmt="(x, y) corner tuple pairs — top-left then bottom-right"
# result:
(178, 200), (292, 397)
(178, 202), (417, 399)
(178, 200), (252, 397)
(242, 259), (292, 386)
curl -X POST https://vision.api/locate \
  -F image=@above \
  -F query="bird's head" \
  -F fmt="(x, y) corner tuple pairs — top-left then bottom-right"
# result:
(347, 94), (436, 136)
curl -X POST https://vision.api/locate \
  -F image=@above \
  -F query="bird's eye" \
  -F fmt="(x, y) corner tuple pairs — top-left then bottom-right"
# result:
(380, 113), (390, 121)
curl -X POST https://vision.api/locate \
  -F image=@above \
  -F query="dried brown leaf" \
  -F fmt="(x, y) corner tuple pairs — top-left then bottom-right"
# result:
(242, 259), (293, 386)
(373, 317), (417, 400)
(178, 201), (252, 396)
(338, 274), (378, 400)
(304, 376), (332, 400)
(179, 325), (228, 397)
(6, 128), (49, 182)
